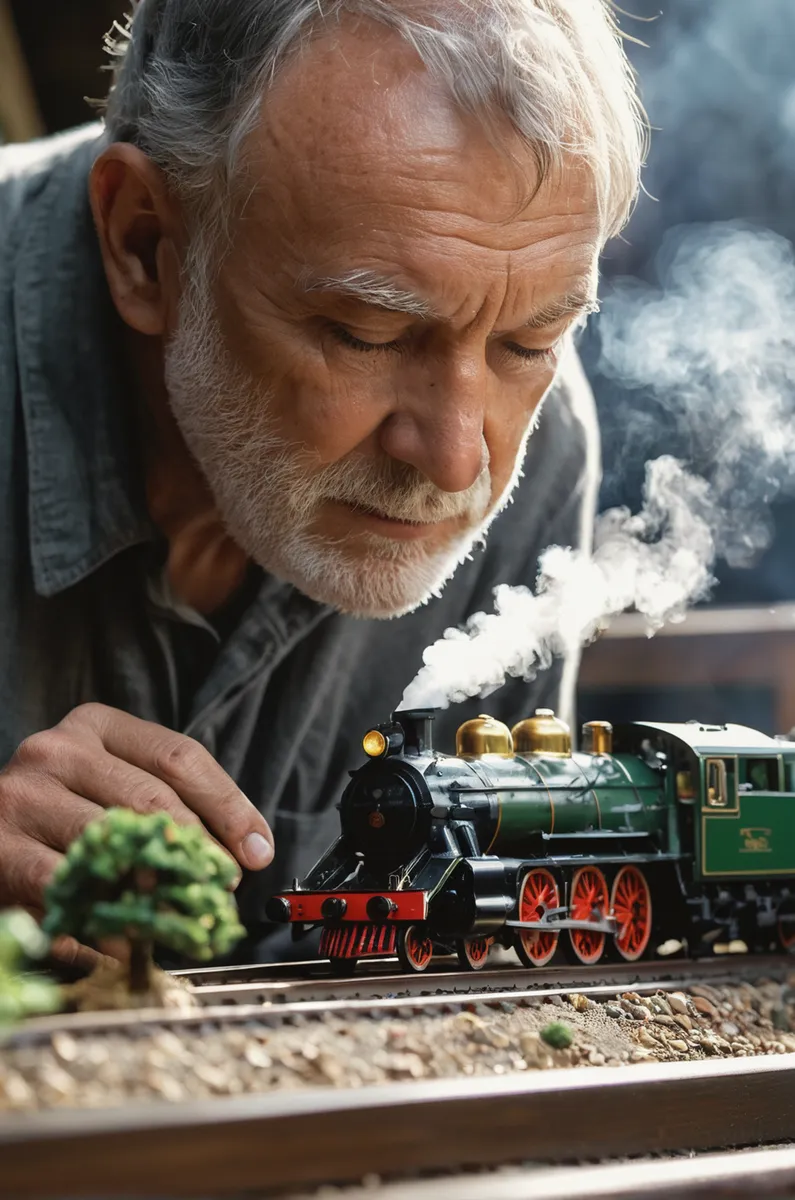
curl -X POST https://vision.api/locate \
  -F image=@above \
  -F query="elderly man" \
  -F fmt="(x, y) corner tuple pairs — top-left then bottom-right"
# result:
(0, 0), (643, 964)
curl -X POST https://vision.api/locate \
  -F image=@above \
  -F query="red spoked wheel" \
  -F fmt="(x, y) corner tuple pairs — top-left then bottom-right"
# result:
(514, 868), (560, 968)
(456, 935), (493, 971)
(397, 925), (434, 973)
(610, 866), (653, 962)
(778, 910), (795, 954)
(567, 866), (609, 965)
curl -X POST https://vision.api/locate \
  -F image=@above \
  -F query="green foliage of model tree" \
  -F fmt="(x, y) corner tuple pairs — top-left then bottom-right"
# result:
(44, 809), (245, 994)
(0, 909), (61, 1024)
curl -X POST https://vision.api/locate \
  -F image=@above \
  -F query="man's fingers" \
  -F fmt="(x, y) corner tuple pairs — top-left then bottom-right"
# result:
(52, 746), (204, 830)
(0, 835), (63, 911)
(67, 704), (274, 871)
(67, 748), (244, 880)
(6, 730), (242, 892)
(49, 935), (108, 974)
(12, 726), (199, 831)
(79, 754), (242, 880)
(6, 776), (107, 852)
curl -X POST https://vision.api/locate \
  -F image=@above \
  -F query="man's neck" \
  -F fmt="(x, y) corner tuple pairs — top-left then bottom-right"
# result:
(128, 330), (250, 615)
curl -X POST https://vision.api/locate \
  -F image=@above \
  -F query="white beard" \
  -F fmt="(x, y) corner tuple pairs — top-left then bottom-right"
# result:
(163, 278), (532, 618)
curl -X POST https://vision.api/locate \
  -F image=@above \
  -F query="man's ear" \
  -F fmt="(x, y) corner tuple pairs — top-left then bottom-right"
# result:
(89, 143), (184, 337)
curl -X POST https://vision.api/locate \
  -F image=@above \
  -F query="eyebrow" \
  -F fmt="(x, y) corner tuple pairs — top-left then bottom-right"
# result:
(299, 268), (437, 319)
(299, 267), (599, 329)
(520, 292), (601, 330)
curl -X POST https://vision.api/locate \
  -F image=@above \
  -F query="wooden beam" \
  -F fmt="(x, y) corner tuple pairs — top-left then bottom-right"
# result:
(597, 603), (795, 640)
(0, 0), (45, 142)
(579, 627), (795, 734)
(2, 1054), (795, 1196)
(311, 1147), (795, 1200)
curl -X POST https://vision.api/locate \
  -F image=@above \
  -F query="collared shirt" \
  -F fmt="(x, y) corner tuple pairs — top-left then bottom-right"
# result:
(0, 125), (600, 959)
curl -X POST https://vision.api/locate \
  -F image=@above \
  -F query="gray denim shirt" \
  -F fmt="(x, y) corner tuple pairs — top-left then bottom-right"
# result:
(0, 126), (600, 958)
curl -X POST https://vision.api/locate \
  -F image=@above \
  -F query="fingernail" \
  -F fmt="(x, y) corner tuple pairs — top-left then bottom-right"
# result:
(242, 832), (273, 869)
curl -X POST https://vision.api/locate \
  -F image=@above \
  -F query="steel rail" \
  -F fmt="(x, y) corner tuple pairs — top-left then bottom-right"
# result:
(177, 952), (793, 1001)
(293, 1146), (795, 1200)
(1, 1054), (795, 1198)
(6, 957), (791, 1047)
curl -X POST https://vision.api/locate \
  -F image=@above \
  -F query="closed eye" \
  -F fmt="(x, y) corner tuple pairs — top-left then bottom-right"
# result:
(504, 342), (559, 365)
(328, 322), (558, 367)
(328, 324), (403, 353)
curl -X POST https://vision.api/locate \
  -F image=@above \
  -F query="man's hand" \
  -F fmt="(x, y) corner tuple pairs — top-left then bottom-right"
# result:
(0, 704), (273, 965)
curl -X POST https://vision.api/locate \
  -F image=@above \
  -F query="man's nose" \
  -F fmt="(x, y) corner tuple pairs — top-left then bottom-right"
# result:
(378, 357), (489, 494)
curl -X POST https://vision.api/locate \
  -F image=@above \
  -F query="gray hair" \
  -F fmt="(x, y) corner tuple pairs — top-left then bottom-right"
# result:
(103, 0), (647, 264)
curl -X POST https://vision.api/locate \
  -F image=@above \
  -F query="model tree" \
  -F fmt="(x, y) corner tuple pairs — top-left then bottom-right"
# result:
(0, 909), (61, 1025)
(44, 808), (245, 1006)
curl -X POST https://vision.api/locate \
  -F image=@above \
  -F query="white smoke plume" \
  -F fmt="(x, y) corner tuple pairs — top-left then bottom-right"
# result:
(400, 223), (795, 711)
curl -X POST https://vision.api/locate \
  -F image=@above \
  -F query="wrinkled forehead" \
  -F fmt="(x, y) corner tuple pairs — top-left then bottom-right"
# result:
(229, 20), (601, 303)
(252, 22), (537, 207)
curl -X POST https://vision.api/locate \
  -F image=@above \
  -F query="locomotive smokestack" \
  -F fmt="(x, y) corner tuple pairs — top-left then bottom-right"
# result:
(393, 708), (436, 755)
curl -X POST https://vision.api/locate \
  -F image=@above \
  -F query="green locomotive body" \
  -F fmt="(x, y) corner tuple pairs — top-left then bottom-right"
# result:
(467, 749), (666, 853)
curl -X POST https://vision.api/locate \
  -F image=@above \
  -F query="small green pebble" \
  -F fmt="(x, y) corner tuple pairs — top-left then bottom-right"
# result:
(540, 1021), (573, 1050)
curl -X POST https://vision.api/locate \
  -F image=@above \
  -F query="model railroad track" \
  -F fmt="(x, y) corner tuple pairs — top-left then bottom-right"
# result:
(2, 957), (793, 1196)
(175, 952), (794, 1007)
(5, 955), (791, 1045)
(2, 1054), (795, 1198)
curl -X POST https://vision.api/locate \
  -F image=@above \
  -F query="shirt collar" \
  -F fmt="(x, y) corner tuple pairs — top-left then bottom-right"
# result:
(13, 125), (153, 598)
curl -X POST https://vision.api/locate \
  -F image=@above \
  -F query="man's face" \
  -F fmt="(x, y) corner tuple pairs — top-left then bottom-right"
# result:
(164, 20), (602, 618)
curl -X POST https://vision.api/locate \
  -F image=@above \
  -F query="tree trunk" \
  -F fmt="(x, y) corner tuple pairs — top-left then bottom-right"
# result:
(128, 938), (152, 995)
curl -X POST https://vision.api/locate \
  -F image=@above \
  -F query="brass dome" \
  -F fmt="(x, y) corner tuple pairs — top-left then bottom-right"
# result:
(581, 720), (613, 756)
(456, 714), (514, 760)
(512, 709), (572, 758)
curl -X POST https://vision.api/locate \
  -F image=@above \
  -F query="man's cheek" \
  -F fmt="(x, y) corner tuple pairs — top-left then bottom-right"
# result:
(485, 394), (534, 467)
(274, 369), (392, 461)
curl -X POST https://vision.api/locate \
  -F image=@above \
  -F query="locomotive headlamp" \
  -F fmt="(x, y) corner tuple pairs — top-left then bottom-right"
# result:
(362, 722), (405, 758)
(363, 729), (388, 757)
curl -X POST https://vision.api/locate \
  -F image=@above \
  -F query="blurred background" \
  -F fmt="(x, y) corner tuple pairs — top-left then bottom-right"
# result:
(1, 0), (794, 734)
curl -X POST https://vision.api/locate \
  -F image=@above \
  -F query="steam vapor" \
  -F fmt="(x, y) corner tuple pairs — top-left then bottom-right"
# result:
(401, 224), (795, 712)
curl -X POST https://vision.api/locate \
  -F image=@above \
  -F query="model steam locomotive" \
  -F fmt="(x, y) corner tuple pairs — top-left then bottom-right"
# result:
(266, 708), (795, 973)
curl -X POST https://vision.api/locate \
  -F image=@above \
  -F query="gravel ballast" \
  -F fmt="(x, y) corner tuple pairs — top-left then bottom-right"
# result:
(1, 976), (793, 1113)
